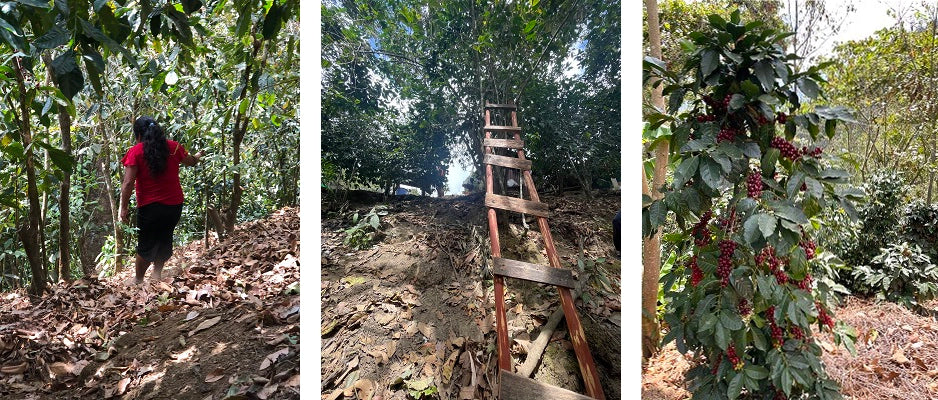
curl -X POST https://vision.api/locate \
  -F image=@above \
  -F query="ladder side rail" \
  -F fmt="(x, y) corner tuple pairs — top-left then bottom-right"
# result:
(508, 110), (606, 400)
(485, 107), (513, 372)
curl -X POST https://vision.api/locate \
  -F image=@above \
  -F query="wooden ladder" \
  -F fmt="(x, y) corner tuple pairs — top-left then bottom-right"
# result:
(482, 102), (605, 400)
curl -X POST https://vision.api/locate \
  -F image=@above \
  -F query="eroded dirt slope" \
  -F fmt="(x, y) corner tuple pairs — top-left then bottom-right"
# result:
(321, 191), (621, 399)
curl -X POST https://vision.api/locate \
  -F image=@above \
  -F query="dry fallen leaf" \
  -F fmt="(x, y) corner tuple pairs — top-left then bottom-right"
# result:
(185, 311), (200, 321)
(441, 350), (460, 384)
(189, 316), (222, 337)
(259, 348), (290, 370)
(351, 379), (374, 400)
(257, 382), (280, 400)
(285, 373), (300, 387)
(1, 361), (28, 375)
(115, 377), (131, 395)
(205, 368), (226, 383)
(892, 347), (910, 365)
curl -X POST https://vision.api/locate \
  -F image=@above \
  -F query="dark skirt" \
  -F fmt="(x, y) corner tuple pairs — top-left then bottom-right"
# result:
(136, 202), (183, 263)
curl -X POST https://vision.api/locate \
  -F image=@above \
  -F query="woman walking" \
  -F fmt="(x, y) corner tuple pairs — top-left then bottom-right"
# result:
(119, 116), (202, 284)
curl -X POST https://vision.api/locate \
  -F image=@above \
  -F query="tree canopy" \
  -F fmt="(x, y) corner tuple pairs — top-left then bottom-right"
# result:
(321, 0), (620, 196)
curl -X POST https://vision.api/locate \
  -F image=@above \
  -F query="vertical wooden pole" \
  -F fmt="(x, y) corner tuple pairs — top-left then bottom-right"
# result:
(510, 110), (605, 399)
(485, 107), (512, 372)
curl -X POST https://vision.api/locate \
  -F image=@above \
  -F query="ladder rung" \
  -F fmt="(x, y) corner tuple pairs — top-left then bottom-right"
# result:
(485, 194), (549, 217)
(499, 370), (594, 400)
(484, 125), (521, 132)
(485, 103), (517, 110)
(483, 138), (524, 149)
(483, 154), (532, 170)
(494, 258), (576, 288)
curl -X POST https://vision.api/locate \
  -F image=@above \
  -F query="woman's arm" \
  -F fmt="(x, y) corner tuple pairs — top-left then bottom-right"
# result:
(118, 166), (137, 224)
(181, 151), (203, 167)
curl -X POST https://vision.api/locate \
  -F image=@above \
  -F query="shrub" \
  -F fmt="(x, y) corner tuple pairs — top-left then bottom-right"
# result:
(343, 206), (387, 250)
(852, 242), (938, 308)
(902, 201), (938, 260)
(644, 10), (860, 400)
(846, 172), (906, 268)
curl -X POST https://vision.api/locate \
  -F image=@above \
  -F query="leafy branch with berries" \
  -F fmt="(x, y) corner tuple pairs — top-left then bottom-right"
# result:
(643, 11), (864, 400)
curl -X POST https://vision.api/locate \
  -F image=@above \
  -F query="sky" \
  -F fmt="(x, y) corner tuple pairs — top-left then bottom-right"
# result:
(821, 0), (901, 52)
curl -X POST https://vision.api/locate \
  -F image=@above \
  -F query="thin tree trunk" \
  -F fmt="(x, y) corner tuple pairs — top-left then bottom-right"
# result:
(13, 57), (47, 296)
(643, 0), (666, 360)
(98, 115), (124, 273)
(42, 52), (75, 282)
(225, 37), (266, 234)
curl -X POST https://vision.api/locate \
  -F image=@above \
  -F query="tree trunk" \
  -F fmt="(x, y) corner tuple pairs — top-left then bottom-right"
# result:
(225, 38), (266, 234)
(98, 115), (124, 273)
(13, 57), (47, 296)
(42, 52), (73, 282)
(642, 0), (666, 360)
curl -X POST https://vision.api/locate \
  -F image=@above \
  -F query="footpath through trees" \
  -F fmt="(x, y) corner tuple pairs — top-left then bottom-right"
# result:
(0, 208), (300, 399)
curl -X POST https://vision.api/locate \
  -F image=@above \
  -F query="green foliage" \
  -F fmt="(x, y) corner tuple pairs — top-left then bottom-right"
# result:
(901, 201), (938, 260)
(852, 242), (938, 307)
(322, 0), (620, 195)
(845, 172), (906, 269)
(822, 11), (938, 200)
(645, 10), (858, 399)
(343, 206), (388, 250)
(0, 0), (299, 289)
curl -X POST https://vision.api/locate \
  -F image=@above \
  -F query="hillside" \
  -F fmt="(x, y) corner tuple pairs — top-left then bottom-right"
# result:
(321, 190), (621, 399)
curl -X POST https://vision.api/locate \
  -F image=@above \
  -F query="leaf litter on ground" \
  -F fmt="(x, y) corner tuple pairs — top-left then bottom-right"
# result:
(0, 207), (300, 400)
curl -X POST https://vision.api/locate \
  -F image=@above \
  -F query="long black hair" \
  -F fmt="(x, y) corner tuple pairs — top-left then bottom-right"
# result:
(133, 116), (169, 176)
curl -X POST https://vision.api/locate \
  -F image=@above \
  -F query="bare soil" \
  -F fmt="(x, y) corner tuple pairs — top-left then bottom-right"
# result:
(321, 190), (621, 399)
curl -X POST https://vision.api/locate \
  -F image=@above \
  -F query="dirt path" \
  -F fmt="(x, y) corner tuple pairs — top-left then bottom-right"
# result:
(321, 191), (621, 399)
(642, 298), (938, 400)
(0, 208), (300, 400)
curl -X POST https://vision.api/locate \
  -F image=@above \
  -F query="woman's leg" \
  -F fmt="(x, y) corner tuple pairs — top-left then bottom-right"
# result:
(134, 254), (150, 284)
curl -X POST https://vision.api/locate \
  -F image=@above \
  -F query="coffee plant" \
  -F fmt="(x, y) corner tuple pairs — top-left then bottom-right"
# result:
(643, 11), (861, 400)
(852, 242), (938, 308)
(901, 201), (938, 261)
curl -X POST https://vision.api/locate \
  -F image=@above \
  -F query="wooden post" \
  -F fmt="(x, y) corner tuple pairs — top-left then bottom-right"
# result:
(485, 107), (512, 372)
(510, 110), (605, 399)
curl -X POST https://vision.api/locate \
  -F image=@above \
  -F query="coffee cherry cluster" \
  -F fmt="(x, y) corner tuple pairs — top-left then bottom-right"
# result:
(719, 208), (738, 233)
(774, 389), (787, 400)
(800, 240), (816, 260)
(797, 273), (813, 291)
(696, 114), (717, 122)
(717, 239), (737, 287)
(801, 146), (823, 157)
(776, 112), (788, 124)
(737, 298), (752, 317)
(746, 170), (763, 199)
(790, 326), (805, 341)
(688, 255), (703, 287)
(717, 127), (738, 143)
(711, 353), (722, 374)
(756, 246), (788, 284)
(816, 301), (834, 330)
(692, 211), (713, 247)
(726, 346), (743, 370)
(757, 114), (769, 125)
(766, 306), (784, 347)
(771, 137), (801, 161)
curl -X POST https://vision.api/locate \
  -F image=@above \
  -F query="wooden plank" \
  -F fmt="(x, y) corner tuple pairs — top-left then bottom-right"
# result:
(558, 287), (605, 399)
(485, 103), (517, 110)
(499, 370), (594, 400)
(484, 125), (522, 132)
(485, 194), (549, 217)
(483, 138), (524, 149)
(493, 258), (575, 288)
(483, 154), (532, 170)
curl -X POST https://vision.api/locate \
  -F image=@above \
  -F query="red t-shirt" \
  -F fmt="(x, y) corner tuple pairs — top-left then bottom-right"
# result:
(121, 140), (187, 207)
